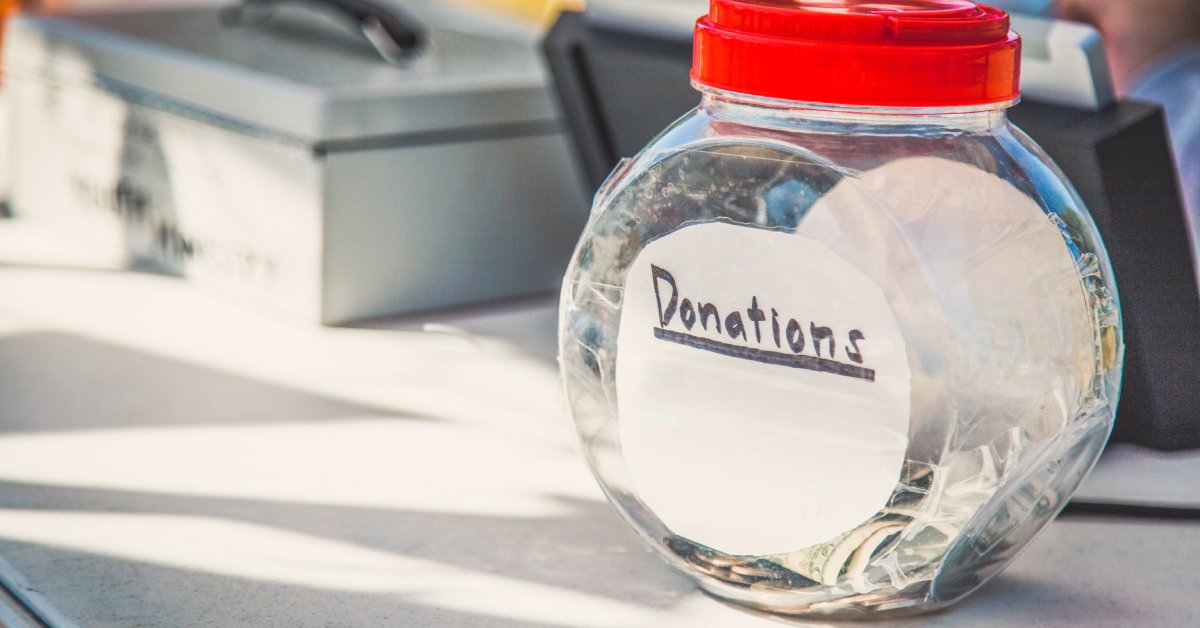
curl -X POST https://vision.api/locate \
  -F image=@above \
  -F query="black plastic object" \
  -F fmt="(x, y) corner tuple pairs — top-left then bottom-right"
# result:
(543, 10), (1200, 451)
(220, 0), (425, 62)
(1010, 101), (1200, 451)
(543, 11), (694, 187)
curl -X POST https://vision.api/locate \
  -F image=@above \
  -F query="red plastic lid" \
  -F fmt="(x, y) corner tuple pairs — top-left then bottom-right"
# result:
(692, 0), (1021, 107)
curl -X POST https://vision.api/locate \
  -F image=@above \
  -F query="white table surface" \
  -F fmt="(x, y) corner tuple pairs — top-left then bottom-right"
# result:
(0, 219), (1197, 627)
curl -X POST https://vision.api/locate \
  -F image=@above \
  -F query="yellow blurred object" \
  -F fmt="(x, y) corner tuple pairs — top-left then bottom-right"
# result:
(445, 0), (582, 25)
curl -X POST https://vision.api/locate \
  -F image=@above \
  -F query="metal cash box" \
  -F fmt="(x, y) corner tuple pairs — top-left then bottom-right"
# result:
(3, 3), (586, 323)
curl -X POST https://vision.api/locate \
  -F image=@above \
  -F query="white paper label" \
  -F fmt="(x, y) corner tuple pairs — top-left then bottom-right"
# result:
(616, 222), (911, 556)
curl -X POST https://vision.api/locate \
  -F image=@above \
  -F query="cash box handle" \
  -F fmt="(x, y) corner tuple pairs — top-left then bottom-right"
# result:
(220, 0), (426, 63)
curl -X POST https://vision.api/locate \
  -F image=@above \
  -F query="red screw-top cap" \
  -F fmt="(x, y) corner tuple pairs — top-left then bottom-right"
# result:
(692, 0), (1021, 107)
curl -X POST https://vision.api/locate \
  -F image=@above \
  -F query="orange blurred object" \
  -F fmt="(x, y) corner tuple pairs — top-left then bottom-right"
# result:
(1, 0), (23, 75)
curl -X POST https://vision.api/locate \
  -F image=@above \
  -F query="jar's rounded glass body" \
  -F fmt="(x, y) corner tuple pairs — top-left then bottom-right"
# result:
(558, 89), (1123, 618)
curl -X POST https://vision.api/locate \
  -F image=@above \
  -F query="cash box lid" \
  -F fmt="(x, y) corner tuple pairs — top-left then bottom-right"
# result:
(5, 4), (560, 146)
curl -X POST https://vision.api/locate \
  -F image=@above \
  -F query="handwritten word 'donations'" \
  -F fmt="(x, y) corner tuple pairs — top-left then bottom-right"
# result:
(649, 265), (876, 382)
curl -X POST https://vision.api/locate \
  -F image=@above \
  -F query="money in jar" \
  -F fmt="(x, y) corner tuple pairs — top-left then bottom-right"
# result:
(557, 0), (1123, 619)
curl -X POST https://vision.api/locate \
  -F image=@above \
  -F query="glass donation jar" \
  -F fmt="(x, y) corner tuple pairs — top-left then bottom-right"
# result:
(558, 0), (1124, 619)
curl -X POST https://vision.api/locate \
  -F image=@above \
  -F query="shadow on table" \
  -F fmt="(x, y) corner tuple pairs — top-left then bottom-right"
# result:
(0, 480), (687, 627)
(0, 331), (421, 433)
(0, 328), (693, 626)
(349, 292), (562, 366)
